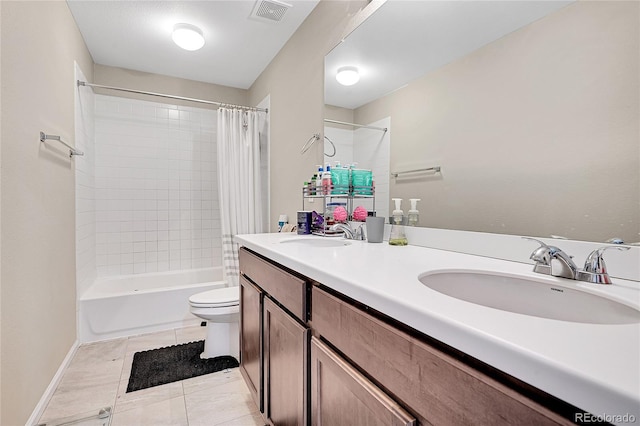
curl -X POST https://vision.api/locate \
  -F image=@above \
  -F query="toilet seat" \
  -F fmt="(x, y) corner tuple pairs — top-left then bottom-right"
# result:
(189, 286), (239, 308)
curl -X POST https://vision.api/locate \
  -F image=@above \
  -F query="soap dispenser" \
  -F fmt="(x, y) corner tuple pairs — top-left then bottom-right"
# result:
(408, 198), (420, 226)
(389, 198), (408, 246)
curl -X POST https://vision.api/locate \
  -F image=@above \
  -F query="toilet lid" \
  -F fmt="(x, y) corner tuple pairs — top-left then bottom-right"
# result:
(189, 286), (239, 308)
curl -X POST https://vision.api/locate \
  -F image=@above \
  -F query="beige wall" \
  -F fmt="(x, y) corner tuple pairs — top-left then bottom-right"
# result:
(248, 0), (369, 231)
(354, 1), (639, 243)
(0, 2), (93, 425)
(94, 64), (248, 109)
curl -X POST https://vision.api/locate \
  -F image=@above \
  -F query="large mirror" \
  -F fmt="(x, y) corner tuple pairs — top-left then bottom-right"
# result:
(324, 0), (639, 244)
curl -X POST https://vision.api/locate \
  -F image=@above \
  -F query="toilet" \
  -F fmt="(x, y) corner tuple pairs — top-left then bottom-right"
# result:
(188, 286), (240, 360)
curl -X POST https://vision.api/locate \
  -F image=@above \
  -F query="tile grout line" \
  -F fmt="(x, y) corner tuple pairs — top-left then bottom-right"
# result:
(115, 335), (133, 414)
(177, 327), (192, 426)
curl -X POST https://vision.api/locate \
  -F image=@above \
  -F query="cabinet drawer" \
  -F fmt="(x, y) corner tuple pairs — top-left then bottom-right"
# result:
(239, 247), (308, 321)
(311, 337), (416, 426)
(311, 286), (572, 426)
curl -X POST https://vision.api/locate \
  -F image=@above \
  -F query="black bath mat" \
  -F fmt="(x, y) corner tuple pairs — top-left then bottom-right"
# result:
(126, 340), (238, 393)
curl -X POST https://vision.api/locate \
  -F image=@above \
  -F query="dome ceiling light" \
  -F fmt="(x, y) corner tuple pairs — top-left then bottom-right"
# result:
(172, 23), (205, 51)
(336, 66), (360, 86)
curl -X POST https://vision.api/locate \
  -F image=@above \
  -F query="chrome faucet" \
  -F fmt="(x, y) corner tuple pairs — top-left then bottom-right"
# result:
(523, 237), (630, 284)
(522, 237), (578, 279)
(576, 246), (630, 284)
(331, 223), (365, 240)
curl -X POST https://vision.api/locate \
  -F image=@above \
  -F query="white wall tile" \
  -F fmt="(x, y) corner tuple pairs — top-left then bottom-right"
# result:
(94, 95), (221, 277)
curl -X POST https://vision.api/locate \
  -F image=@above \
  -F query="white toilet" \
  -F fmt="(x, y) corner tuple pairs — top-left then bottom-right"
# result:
(188, 286), (240, 360)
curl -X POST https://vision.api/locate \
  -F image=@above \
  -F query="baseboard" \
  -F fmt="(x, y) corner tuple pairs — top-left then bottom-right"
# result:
(26, 340), (80, 426)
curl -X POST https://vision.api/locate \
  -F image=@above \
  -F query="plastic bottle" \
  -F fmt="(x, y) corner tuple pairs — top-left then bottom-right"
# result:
(310, 175), (316, 195)
(315, 165), (323, 196)
(331, 161), (349, 195)
(349, 163), (357, 195)
(408, 198), (420, 226)
(322, 164), (332, 195)
(351, 163), (372, 195)
(389, 198), (408, 246)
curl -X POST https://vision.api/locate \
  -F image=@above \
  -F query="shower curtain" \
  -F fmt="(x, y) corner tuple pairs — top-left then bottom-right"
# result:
(217, 107), (264, 287)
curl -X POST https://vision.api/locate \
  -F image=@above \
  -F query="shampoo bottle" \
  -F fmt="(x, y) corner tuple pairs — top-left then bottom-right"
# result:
(322, 164), (332, 195)
(408, 198), (420, 226)
(389, 198), (408, 246)
(332, 161), (349, 195)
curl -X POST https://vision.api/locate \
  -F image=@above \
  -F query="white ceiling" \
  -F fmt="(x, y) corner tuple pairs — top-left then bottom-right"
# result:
(67, 0), (319, 89)
(325, 0), (573, 109)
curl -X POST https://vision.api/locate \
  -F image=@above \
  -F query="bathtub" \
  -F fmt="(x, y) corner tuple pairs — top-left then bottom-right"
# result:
(79, 267), (226, 343)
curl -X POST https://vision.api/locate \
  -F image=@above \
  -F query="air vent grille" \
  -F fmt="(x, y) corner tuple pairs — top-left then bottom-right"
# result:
(251, 0), (291, 22)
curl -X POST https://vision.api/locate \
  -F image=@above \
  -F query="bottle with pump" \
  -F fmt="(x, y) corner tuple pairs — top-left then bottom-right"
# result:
(332, 161), (349, 195)
(333, 162), (341, 194)
(322, 164), (332, 195)
(408, 198), (420, 226)
(315, 165), (323, 196)
(389, 198), (408, 246)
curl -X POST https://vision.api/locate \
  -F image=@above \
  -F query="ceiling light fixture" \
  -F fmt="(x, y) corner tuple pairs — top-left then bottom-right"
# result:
(172, 23), (205, 51)
(336, 66), (360, 86)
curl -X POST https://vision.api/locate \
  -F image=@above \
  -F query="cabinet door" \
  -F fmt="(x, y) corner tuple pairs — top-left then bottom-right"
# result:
(263, 297), (310, 426)
(240, 276), (263, 411)
(311, 337), (416, 426)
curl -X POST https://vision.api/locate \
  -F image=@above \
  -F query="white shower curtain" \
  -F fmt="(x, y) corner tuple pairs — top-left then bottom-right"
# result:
(217, 107), (264, 287)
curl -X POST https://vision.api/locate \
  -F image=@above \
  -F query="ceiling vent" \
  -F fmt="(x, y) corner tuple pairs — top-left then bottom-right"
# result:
(250, 0), (292, 23)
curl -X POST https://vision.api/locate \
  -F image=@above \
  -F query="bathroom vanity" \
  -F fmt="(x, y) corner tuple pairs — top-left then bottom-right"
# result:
(236, 232), (640, 425)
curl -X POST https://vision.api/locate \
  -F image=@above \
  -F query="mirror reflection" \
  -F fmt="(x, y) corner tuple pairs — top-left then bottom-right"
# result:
(324, 118), (391, 219)
(324, 0), (639, 244)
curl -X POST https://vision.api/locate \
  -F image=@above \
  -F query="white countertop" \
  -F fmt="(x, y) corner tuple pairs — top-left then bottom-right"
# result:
(236, 232), (640, 423)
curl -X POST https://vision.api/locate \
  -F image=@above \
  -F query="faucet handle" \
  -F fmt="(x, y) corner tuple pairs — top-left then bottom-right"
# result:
(583, 246), (630, 276)
(522, 237), (552, 264)
(522, 237), (554, 275)
(522, 236), (577, 278)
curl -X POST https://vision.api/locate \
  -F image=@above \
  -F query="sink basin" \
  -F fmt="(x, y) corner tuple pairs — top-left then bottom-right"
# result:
(418, 270), (640, 324)
(280, 238), (352, 248)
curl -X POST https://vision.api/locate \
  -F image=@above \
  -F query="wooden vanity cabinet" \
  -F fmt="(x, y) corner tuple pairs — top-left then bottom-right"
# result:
(239, 246), (575, 426)
(311, 286), (574, 426)
(239, 247), (310, 425)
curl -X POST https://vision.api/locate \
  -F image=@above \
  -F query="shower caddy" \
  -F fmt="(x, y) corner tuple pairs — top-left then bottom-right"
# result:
(302, 184), (375, 236)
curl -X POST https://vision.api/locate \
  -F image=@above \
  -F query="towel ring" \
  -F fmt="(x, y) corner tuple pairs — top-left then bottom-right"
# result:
(300, 133), (320, 155)
(323, 136), (336, 158)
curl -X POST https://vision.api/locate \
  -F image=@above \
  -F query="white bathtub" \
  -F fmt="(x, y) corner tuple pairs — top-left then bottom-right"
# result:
(79, 267), (226, 343)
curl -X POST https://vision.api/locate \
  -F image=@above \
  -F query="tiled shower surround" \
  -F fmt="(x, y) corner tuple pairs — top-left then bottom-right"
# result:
(93, 95), (221, 277)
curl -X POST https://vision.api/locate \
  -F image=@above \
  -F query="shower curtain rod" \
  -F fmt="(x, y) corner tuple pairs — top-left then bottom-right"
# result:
(77, 81), (268, 113)
(323, 118), (387, 132)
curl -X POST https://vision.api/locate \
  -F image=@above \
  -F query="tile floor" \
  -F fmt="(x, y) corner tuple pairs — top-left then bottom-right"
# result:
(38, 326), (264, 426)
